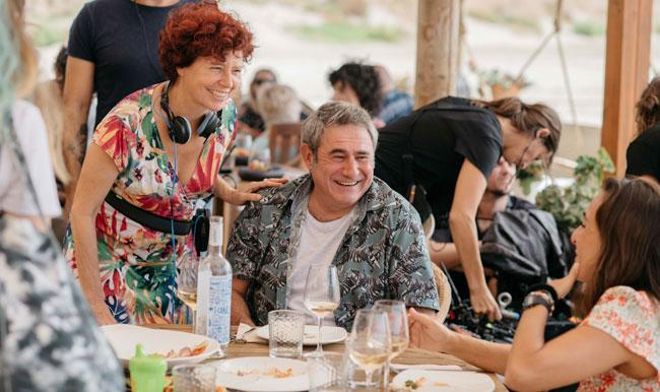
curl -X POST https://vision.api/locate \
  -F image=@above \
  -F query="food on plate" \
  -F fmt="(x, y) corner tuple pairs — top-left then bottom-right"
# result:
(235, 367), (295, 378)
(164, 384), (226, 392)
(402, 377), (448, 390)
(160, 341), (209, 358)
(404, 377), (426, 390)
(248, 159), (268, 172)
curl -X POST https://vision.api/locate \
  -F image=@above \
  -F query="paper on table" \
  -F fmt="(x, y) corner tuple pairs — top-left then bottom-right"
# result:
(235, 323), (266, 343)
(390, 363), (462, 372)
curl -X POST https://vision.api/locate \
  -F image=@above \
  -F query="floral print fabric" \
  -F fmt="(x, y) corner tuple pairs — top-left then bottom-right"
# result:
(226, 174), (440, 330)
(64, 84), (236, 325)
(0, 215), (123, 391)
(578, 286), (660, 391)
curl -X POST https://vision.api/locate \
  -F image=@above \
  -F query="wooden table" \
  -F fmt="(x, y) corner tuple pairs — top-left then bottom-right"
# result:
(148, 324), (508, 391)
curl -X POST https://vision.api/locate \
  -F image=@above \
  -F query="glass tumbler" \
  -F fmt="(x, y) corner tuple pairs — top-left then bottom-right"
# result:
(268, 310), (305, 358)
(305, 351), (347, 392)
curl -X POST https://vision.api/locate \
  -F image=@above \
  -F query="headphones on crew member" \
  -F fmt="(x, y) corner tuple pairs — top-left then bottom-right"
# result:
(160, 82), (222, 144)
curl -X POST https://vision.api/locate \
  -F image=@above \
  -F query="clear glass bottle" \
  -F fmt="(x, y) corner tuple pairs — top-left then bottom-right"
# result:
(195, 216), (232, 354)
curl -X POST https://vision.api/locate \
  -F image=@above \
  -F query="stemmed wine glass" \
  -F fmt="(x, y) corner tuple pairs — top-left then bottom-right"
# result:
(303, 264), (340, 352)
(373, 300), (409, 361)
(346, 309), (391, 387)
(176, 250), (199, 332)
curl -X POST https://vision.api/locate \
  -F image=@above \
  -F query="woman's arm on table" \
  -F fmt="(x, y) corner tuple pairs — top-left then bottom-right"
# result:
(409, 308), (510, 374)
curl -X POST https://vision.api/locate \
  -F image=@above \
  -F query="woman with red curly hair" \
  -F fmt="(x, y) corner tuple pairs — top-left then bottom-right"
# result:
(64, 1), (285, 325)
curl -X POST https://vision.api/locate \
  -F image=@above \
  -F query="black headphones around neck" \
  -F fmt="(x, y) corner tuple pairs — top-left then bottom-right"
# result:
(160, 82), (222, 144)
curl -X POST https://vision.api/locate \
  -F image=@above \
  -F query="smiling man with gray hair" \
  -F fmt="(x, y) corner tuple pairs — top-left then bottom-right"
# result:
(227, 101), (439, 329)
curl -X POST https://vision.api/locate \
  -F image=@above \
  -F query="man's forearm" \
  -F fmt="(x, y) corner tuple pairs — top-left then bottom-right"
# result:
(231, 290), (254, 326)
(428, 240), (461, 269)
(62, 122), (87, 220)
(63, 119), (87, 179)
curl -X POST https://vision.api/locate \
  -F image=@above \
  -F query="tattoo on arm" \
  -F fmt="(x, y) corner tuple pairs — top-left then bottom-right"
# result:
(78, 123), (88, 164)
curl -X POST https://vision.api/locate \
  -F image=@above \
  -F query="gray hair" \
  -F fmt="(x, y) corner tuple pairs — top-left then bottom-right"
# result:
(302, 101), (378, 155)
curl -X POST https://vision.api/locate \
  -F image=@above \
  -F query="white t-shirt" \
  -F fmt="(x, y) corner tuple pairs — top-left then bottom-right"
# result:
(287, 208), (355, 326)
(0, 100), (61, 217)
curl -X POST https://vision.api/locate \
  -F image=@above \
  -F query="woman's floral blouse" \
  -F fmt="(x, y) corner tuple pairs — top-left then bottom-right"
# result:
(578, 286), (659, 391)
(64, 84), (236, 324)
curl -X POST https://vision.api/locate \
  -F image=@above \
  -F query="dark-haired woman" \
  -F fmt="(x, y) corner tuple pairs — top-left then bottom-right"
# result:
(627, 77), (660, 182)
(409, 177), (660, 391)
(375, 96), (562, 320)
(64, 2), (284, 325)
(329, 62), (383, 120)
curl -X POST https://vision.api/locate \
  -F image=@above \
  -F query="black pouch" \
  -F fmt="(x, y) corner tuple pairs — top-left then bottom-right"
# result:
(193, 209), (210, 256)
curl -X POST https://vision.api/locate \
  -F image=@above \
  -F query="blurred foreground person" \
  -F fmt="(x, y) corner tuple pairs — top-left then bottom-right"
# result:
(0, 0), (122, 390)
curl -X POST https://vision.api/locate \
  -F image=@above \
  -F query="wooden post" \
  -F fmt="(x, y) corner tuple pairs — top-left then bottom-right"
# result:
(414, 0), (460, 108)
(601, 0), (652, 176)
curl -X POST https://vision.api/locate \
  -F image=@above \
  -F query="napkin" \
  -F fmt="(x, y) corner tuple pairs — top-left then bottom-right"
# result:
(235, 323), (265, 343)
(390, 363), (463, 372)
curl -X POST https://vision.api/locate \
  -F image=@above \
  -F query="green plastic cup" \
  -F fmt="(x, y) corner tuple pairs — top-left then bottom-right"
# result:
(129, 344), (167, 392)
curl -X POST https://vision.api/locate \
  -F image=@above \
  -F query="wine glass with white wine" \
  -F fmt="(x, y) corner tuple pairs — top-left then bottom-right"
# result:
(176, 250), (199, 331)
(373, 300), (409, 361)
(304, 264), (340, 352)
(347, 309), (391, 388)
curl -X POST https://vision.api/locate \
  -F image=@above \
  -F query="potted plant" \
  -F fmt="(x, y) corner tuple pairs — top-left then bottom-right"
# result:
(479, 69), (531, 100)
(520, 148), (614, 233)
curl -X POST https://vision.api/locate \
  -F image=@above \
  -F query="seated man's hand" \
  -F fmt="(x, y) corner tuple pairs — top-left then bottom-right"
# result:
(549, 262), (580, 299)
(408, 308), (454, 353)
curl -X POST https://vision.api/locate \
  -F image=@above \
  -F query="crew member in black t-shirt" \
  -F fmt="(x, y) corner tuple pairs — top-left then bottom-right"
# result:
(627, 77), (660, 182)
(375, 96), (562, 320)
(62, 0), (191, 219)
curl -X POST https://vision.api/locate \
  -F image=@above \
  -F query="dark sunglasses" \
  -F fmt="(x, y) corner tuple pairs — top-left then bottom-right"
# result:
(253, 78), (275, 86)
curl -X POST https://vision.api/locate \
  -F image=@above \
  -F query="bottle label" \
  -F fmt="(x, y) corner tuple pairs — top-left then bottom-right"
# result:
(207, 274), (232, 344)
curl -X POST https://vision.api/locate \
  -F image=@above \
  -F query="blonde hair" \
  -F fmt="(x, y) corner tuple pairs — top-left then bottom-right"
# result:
(257, 84), (301, 126)
(9, 0), (38, 98)
(33, 81), (71, 184)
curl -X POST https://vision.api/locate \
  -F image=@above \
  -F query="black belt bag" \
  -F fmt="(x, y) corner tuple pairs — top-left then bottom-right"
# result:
(104, 191), (192, 235)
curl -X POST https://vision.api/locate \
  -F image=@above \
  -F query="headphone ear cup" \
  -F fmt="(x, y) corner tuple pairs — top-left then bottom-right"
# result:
(198, 112), (221, 139)
(169, 116), (192, 144)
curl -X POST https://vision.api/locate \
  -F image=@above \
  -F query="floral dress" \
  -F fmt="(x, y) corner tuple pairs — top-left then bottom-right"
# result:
(578, 286), (660, 391)
(64, 84), (236, 325)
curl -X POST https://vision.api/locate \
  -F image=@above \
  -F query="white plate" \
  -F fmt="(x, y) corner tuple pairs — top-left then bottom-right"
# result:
(255, 325), (347, 346)
(212, 356), (308, 392)
(100, 324), (220, 367)
(391, 369), (495, 392)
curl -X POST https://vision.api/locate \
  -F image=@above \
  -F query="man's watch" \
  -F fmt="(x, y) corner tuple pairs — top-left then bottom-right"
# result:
(522, 290), (555, 314)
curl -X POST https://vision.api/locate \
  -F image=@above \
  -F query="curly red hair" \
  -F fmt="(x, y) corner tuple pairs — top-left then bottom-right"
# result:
(159, 1), (254, 81)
